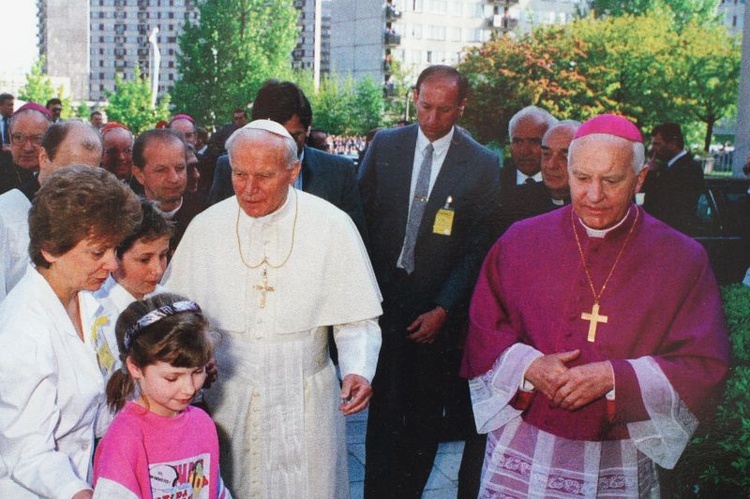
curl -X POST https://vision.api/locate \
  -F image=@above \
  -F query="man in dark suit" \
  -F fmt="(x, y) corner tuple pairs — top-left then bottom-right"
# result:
(642, 122), (704, 234)
(500, 105), (558, 196)
(207, 80), (367, 239)
(497, 120), (580, 234)
(358, 65), (500, 498)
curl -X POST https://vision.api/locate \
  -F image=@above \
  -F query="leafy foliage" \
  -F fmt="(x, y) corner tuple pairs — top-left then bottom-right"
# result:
(298, 74), (384, 135)
(171, 0), (299, 127)
(17, 59), (56, 105)
(105, 65), (170, 135)
(668, 284), (750, 497)
(589, 0), (720, 29)
(458, 10), (739, 151)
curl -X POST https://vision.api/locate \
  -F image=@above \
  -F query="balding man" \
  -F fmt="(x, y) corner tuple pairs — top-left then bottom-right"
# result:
(0, 120), (102, 300)
(0, 102), (52, 197)
(101, 123), (134, 181)
(168, 113), (197, 146)
(164, 120), (382, 497)
(462, 114), (729, 496)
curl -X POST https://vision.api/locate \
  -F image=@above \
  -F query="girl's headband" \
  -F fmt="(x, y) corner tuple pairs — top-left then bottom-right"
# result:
(123, 300), (201, 351)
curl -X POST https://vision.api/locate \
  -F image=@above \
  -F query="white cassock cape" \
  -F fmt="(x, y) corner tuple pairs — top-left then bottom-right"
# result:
(164, 187), (383, 498)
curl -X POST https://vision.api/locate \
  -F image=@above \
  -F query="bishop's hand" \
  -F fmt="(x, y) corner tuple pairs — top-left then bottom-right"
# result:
(552, 360), (614, 411)
(340, 374), (373, 416)
(525, 350), (580, 400)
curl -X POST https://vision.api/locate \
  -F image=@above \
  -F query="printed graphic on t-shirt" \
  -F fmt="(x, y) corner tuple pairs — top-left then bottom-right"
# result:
(150, 453), (211, 498)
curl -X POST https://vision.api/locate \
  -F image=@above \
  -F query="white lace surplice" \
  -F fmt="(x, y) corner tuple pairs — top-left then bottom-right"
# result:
(470, 346), (697, 498)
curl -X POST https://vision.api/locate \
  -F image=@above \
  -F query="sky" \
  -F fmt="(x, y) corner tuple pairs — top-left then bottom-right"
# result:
(1, 1), (39, 75)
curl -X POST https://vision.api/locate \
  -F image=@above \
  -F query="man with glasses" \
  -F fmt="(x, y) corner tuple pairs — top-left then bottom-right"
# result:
(0, 102), (52, 197)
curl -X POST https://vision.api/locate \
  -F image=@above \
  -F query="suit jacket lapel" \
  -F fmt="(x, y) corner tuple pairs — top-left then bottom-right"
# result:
(393, 126), (419, 230)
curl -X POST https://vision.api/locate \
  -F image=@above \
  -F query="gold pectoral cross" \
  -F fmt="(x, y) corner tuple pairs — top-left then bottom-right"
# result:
(581, 302), (608, 342)
(253, 266), (275, 308)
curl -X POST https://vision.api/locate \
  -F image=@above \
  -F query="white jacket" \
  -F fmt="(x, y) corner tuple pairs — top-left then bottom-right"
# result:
(0, 265), (102, 498)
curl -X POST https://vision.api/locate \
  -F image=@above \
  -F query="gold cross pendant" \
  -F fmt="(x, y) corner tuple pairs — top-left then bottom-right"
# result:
(581, 302), (608, 342)
(253, 266), (275, 308)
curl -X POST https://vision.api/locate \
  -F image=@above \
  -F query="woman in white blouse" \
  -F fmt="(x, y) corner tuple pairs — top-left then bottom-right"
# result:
(0, 165), (141, 498)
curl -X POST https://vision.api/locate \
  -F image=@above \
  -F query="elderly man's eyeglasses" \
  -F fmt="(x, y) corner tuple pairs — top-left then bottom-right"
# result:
(11, 134), (44, 146)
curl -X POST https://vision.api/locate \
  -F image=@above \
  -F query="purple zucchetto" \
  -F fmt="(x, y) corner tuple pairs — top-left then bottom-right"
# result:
(169, 113), (195, 124)
(13, 102), (52, 119)
(573, 114), (643, 143)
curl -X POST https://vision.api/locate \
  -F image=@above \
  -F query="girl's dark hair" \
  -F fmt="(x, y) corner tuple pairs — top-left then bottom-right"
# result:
(106, 292), (213, 412)
(116, 198), (174, 259)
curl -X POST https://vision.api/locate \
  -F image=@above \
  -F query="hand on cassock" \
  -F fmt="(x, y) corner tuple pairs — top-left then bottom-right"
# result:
(407, 306), (448, 344)
(340, 374), (373, 416)
(525, 350), (581, 400)
(552, 361), (614, 411)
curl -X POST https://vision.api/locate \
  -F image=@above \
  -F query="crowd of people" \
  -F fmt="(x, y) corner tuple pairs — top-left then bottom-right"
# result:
(0, 63), (734, 498)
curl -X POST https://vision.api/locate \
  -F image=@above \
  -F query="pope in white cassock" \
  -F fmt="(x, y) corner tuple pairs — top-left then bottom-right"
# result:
(164, 120), (383, 498)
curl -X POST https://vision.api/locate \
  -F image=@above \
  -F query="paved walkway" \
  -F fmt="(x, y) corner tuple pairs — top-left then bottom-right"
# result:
(346, 408), (465, 499)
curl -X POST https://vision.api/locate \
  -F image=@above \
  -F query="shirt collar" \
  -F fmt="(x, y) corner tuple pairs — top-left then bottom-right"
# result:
(578, 205), (635, 238)
(416, 126), (454, 157)
(667, 149), (688, 168)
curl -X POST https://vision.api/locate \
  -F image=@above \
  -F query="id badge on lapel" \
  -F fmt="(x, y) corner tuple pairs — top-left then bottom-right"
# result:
(433, 196), (454, 236)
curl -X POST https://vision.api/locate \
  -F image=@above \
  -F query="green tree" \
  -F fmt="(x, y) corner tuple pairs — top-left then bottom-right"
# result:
(589, 0), (720, 27)
(459, 10), (739, 150)
(105, 65), (170, 134)
(75, 102), (90, 120)
(352, 77), (385, 134)
(18, 59), (56, 105)
(172, 0), (299, 127)
(297, 74), (384, 135)
(458, 28), (605, 145)
(671, 21), (741, 151)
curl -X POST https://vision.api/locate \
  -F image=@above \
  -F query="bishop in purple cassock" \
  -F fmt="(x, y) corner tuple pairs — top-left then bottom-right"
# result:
(461, 114), (730, 497)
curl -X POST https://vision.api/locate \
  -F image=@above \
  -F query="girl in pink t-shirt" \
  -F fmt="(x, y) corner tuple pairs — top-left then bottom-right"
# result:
(93, 293), (231, 499)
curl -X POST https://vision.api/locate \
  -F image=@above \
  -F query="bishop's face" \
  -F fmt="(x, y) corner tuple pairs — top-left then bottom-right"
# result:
(568, 135), (647, 230)
(230, 135), (300, 218)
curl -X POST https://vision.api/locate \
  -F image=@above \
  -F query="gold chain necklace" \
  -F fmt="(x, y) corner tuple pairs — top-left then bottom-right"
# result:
(235, 190), (299, 308)
(571, 206), (639, 342)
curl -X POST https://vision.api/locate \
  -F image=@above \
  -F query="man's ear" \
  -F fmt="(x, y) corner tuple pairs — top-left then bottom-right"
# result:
(132, 166), (146, 186)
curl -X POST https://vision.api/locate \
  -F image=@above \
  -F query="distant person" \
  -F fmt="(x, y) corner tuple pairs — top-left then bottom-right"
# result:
(196, 125), (209, 155)
(89, 110), (104, 129)
(497, 120), (580, 234)
(641, 122), (704, 234)
(101, 122), (134, 181)
(46, 97), (63, 123)
(92, 294), (231, 498)
(501, 106), (558, 194)
(0, 102), (51, 197)
(307, 128), (330, 151)
(168, 113), (197, 146)
(0, 93), (14, 155)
